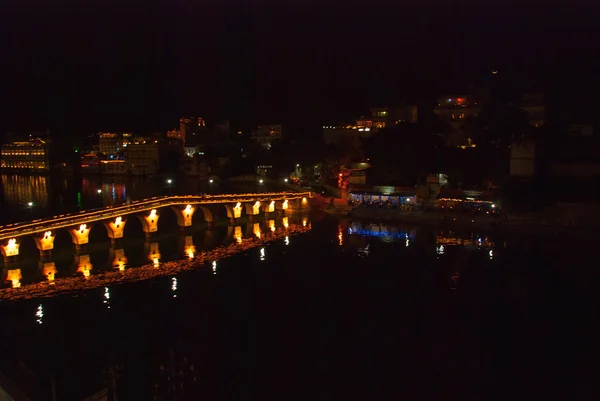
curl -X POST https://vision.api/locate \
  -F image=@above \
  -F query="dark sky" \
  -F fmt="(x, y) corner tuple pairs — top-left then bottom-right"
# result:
(2, 0), (600, 137)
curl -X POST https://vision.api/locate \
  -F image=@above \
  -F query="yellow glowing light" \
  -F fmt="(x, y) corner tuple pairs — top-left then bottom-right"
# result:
(234, 226), (243, 244)
(43, 263), (57, 282)
(79, 224), (87, 233)
(302, 217), (308, 227)
(2, 238), (19, 257)
(269, 220), (275, 232)
(115, 217), (122, 227)
(77, 255), (92, 279)
(338, 230), (343, 246)
(282, 217), (289, 228)
(7, 269), (22, 288)
(267, 201), (275, 213)
(302, 197), (307, 205)
(282, 200), (288, 210)
(185, 245), (196, 259)
(253, 223), (262, 238)
(150, 209), (157, 216)
(233, 202), (242, 218)
(252, 201), (261, 215)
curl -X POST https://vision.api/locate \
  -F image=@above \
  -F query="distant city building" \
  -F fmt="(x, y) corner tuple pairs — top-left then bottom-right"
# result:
(180, 117), (208, 146)
(98, 132), (122, 158)
(126, 140), (159, 176)
(251, 124), (282, 150)
(0, 137), (52, 172)
(520, 93), (546, 127)
(323, 125), (377, 147)
(125, 137), (182, 175)
(433, 90), (489, 131)
(100, 160), (128, 175)
(80, 152), (101, 173)
(167, 129), (184, 141)
(433, 89), (489, 147)
(357, 105), (418, 129)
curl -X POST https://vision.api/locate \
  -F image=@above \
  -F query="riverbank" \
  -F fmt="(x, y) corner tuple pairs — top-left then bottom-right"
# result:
(340, 206), (596, 235)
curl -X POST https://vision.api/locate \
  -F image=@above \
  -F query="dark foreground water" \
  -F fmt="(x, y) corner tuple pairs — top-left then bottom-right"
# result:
(0, 213), (598, 401)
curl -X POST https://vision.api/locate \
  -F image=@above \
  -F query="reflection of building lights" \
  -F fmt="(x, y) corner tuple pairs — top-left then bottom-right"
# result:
(260, 247), (265, 261)
(113, 249), (127, 272)
(235, 226), (243, 244)
(302, 217), (308, 227)
(7, 269), (22, 288)
(282, 200), (288, 210)
(489, 250), (494, 259)
(212, 261), (217, 274)
(36, 304), (44, 324)
(436, 245), (445, 255)
(172, 277), (178, 297)
(302, 197), (307, 205)
(338, 229), (343, 246)
(43, 263), (57, 282)
(77, 255), (92, 278)
(285, 236), (289, 245)
(269, 220), (275, 232)
(268, 201), (275, 212)
(253, 223), (261, 238)
(103, 287), (111, 309)
(283, 217), (289, 228)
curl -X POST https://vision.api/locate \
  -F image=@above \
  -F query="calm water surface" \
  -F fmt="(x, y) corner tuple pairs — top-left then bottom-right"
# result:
(0, 174), (288, 224)
(0, 212), (597, 401)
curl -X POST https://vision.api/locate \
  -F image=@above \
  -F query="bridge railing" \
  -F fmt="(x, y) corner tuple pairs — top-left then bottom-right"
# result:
(0, 191), (313, 238)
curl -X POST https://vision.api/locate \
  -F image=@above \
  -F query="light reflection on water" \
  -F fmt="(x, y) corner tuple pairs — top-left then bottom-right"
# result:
(1, 215), (591, 401)
(0, 215), (311, 298)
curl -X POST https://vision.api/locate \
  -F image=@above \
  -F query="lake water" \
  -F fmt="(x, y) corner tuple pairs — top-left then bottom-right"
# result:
(0, 210), (598, 399)
(0, 174), (288, 224)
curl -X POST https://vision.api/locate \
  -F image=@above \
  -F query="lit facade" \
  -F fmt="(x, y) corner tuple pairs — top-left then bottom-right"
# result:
(126, 141), (159, 175)
(100, 160), (128, 175)
(0, 139), (51, 171)
(251, 125), (282, 150)
(366, 105), (418, 128)
(433, 90), (489, 147)
(99, 133), (122, 158)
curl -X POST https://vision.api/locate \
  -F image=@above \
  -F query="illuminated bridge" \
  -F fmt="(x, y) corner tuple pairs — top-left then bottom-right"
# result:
(0, 191), (312, 262)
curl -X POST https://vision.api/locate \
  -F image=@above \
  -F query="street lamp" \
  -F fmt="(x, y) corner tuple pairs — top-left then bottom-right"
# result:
(259, 179), (264, 184)
(28, 202), (33, 207)
(209, 179), (214, 184)
(97, 189), (102, 194)
(166, 179), (172, 185)
(284, 178), (288, 182)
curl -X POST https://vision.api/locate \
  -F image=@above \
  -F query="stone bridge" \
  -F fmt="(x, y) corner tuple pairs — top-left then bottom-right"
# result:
(0, 191), (312, 262)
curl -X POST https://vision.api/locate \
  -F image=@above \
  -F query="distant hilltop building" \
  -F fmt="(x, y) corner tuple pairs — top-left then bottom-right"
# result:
(251, 124), (282, 150)
(323, 104), (417, 147)
(433, 89), (489, 148)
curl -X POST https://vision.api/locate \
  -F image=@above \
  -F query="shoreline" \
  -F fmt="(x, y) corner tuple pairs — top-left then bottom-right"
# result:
(330, 206), (594, 235)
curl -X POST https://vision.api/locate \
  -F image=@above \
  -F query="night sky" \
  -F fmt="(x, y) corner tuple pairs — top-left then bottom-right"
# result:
(2, 0), (600, 138)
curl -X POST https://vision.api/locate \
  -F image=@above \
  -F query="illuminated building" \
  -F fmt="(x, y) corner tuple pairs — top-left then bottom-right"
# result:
(98, 132), (122, 158)
(433, 89), (489, 147)
(520, 93), (546, 127)
(167, 129), (184, 140)
(80, 152), (100, 172)
(366, 105), (418, 128)
(180, 117), (208, 146)
(0, 138), (51, 172)
(100, 160), (128, 175)
(251, 124), (282, 150)
(126, 140), (159, 175)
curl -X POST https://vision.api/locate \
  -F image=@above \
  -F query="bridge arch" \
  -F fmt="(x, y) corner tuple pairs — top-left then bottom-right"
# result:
(88, 222), (110, 243)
